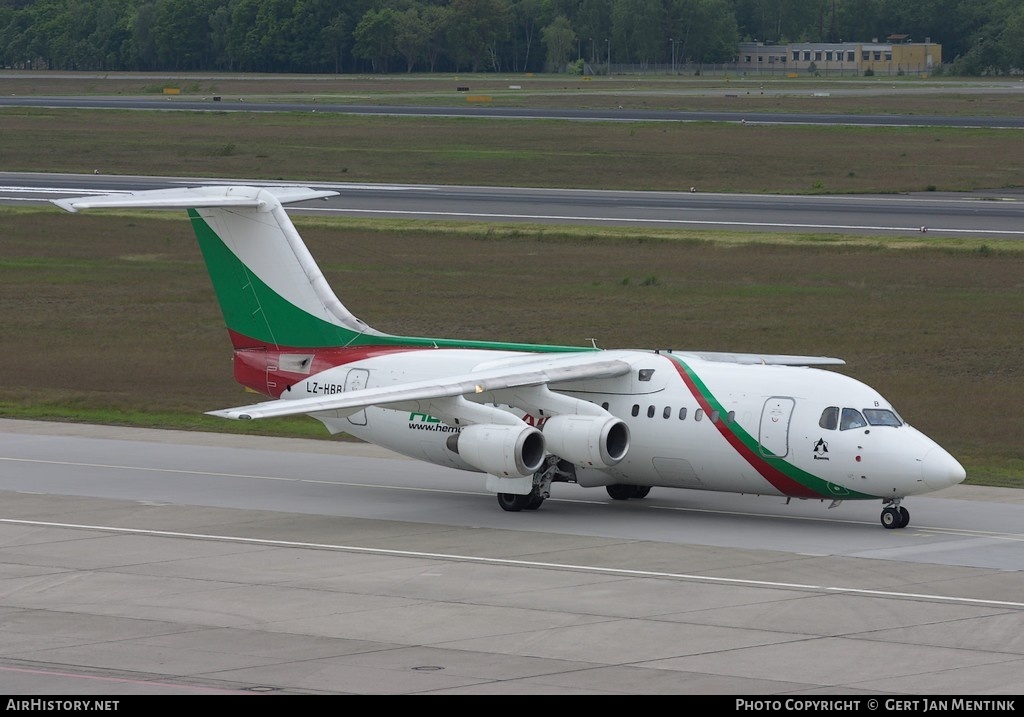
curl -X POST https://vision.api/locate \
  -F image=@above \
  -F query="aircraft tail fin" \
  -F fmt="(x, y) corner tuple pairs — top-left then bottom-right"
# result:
(54, 185), (388, 350)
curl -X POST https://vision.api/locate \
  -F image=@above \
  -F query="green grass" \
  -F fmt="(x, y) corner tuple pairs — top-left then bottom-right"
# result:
(1, 108), (1022, 194)
(0, 403), (328, 439)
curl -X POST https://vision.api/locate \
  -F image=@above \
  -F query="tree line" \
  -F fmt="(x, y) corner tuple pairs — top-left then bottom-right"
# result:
(0, 0), (1021, 76)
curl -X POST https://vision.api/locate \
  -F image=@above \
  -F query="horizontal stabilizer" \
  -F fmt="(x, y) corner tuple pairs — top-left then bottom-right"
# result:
(52, 185), (337, 213)
(678, 351), (845, 366)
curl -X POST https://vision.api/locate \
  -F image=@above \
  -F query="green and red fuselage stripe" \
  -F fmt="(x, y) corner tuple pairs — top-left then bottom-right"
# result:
(667, 355), (874, 500)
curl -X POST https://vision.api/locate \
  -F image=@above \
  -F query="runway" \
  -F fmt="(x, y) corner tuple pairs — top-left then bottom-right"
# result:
(2, 95), (1024, 129)
(1, 418), (1022, 695)
(3, 171), (1024, 238)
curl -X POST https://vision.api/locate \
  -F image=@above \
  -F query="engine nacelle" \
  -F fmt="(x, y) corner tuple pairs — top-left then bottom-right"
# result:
(446, 423), (546, 477)
(542, 414), (630, 468)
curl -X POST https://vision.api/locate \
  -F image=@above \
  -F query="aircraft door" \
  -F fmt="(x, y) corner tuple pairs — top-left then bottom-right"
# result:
(758, 397), (794, 458)
(345, 368), (370, 426)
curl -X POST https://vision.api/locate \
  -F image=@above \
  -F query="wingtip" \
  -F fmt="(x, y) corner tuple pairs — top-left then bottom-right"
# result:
(51, 198), (79, 213)
(205, 409), (250, 420)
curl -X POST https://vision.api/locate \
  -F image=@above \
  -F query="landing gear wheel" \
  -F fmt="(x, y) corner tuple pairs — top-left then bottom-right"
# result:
(497, 493), (532, 512)
(898, 506), (910, 528)
(881, 506), (903, 529)
(525, 494), (546, 510)
(631, 486), (651, 499)
(606, 484), (635, 500)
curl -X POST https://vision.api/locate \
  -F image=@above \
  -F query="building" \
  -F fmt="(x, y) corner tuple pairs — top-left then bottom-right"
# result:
(738, 38), (941, 76)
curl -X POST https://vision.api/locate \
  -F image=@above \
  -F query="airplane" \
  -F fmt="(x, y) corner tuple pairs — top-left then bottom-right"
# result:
(53, 184), (966, 529)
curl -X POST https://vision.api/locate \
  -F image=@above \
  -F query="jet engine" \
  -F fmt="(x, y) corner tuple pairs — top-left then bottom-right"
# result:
(446, 423), (546, 477)
(542, 414), (630, 468)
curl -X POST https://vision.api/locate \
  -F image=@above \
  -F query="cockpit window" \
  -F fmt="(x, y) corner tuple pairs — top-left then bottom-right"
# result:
(840, 408), (867, 430)
(819, 406), (839, 430)
(864, 409), (903, 427)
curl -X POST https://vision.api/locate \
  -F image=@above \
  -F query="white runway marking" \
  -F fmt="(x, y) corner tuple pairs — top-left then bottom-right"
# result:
(3, 516), (1023, 610)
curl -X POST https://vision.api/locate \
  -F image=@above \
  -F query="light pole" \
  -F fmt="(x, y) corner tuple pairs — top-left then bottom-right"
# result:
(606, 38), (610, 75)
(670, 38), (675, 73)
(590, 38), (594, 64)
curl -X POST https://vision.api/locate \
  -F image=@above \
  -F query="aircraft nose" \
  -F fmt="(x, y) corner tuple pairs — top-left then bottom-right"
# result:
(921, 447), (967, 490)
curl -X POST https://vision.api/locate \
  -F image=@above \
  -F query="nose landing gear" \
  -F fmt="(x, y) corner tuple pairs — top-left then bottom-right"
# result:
(881, 499), (910, 529)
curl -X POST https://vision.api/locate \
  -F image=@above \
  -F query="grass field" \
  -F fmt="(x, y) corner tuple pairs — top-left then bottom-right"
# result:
(1, 72), (1022, 487)
(2, 107), (1022, 194)
(2, 72), (1024, 193)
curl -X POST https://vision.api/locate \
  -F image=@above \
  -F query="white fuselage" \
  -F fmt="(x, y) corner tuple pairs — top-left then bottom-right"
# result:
(280, 348), (965, 501)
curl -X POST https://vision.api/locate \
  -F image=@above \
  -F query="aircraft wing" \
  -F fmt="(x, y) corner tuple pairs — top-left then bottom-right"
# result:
(676, 351), (845, 366)
(208, 354), (632, 421)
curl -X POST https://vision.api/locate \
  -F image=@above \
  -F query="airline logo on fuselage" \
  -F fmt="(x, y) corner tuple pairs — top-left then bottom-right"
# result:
(408, 412), (460, 433)
(813, 438), (830, 460)
(406, 412), (547, 432)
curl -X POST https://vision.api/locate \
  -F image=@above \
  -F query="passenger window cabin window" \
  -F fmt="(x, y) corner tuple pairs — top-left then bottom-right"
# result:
(695, 409), (704, 422)
(663, 406), (671, 419)
(710, 410), (719, 423)
(726, 411), (735, 423)
(678, 407), (687, 420)
(819, 406), (839, 430)
(631, 404), (639, 417)
(647, 405), (655, 418)
(840, 407), (867, 430)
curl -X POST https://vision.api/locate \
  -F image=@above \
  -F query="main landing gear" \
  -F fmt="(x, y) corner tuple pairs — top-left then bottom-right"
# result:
(495, 459), (654, 513)
(880, 498), (910, 529)
(496, 457), (568, 512)
(606, 484), (652, 500)
(496, 491), (546, 512)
